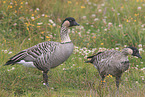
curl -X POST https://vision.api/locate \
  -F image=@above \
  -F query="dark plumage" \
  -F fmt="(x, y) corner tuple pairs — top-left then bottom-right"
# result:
(86, 47), (142, 91)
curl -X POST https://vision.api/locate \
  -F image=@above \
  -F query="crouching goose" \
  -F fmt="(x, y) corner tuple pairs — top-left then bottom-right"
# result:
(85, 47), (142, 91)
(4, 17), (79, 87)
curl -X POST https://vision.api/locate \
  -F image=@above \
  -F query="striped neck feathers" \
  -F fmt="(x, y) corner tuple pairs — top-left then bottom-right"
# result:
(121, 48), (133, 55)
(60, 26), (71, 43)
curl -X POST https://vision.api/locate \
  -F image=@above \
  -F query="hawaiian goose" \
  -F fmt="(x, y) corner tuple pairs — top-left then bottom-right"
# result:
(4, 17), (79, 87)
(86, 47), (142, 90)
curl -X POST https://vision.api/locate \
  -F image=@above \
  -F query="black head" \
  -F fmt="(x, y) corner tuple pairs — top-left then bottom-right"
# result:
(127, 46), (142, 59)
(61, 17), (79, 27)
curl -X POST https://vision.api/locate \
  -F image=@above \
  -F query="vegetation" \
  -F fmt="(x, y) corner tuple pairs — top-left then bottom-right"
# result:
(0, 0), (145, 96)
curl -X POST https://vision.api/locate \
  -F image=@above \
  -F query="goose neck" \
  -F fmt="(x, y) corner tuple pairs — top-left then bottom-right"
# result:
(60, 26), (71, 43)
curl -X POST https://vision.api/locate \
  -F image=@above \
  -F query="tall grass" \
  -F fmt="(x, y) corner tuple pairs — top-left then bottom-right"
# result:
(0, 0), (145, 96)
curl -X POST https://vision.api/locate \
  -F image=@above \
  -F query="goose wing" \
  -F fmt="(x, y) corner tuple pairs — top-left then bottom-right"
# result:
(4, 41), (59, 67)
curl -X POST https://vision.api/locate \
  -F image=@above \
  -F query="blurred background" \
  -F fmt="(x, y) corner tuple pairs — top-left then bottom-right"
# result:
(0, 0), (145, 96)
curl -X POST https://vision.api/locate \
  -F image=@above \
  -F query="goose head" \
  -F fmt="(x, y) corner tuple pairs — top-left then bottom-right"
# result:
(128, 46), (142, 58)
(61, 17), (79, 27)
(123, 46), (142, 59)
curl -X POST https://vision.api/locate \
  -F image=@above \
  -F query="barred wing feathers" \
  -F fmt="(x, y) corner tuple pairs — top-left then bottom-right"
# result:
(4, 41), (59, 67)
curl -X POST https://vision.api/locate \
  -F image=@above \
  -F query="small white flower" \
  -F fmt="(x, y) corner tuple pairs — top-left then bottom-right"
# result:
(25, 2), (28, 4)
(136, 81), (138, 83)
(12, 67), (15, 70)
(37, 22), (43, 25)
(8, 51), (12, 54)
(141, 67), (145, 71)
(124, 45), (127, 47)
(91, 25), (94, 27)
(88, 2), (91, 5)
(93, 4), (97, 6)
(117, 13), (120, 15)
(4, 50), (8, 53)
(49, 19), (54, 24)
(104, 29), (107, 31)
(53, 23), (56, 27)
(91, 14), (96, 18)
(94, 18), (99, 21)
(115, 47), (119, 50)
(63, 68), (66, 70)
(137, 7), (141, 10)
(10, 2), (13, 4)
(101, 4), (105, 6)
(86, 23), (89, 25)
(82, 16), (87, 19)
(138, 44), (142, 48)
(42, 14), (45, 16)
(36, 8), (39, 11)
(43, 83), (46, 85)
(13, 23), (17, 26)
(108, 22), (112, 26)
(98, 9), (102, 12)
(31, 17), (35, 20)
(119, 24), (122, 27)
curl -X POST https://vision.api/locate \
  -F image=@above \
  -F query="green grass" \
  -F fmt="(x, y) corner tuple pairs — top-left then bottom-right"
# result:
(0, 0), (145, 96)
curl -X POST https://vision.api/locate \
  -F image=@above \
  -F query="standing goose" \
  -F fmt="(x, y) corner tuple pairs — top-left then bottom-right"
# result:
(85, 47), (142, 91)
(4, 17), (79, 87)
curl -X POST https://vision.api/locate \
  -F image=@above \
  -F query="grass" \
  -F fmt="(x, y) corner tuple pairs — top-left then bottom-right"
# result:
(0, 0), (145, 96)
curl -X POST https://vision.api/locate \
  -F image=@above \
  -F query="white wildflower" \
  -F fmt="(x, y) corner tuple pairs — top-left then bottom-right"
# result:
(8, 51), (12, 54)
(138, 44), (142, 48)
(119, 24), (122, 28)
(53, 23), (56, 27)
(36, 8), (39, 11)
(115, 47), (119, 50)
(137, 7), (141, 10)
(124, 45), (127, 47)
(93, 4), (97, 6)
(108, 22), (112, 26)
(49, 19), (54, 24)
(141, 67), (145, 71)
(4, 50), (8, 53)
(91, 14), (96, 18)
(13, 23), (17, 26)
(10, 2), (13, 4)
(43, 83), (46, 85)
(42, 14), (45, 16)
(88, 2), (91, 5)
(117, 13), (120, 15)
(25, 2), (28, 4)
(37, 22), (43, 25)
(63, 68), (66, 70)
(101, 4), (105, 6)
(94, 18), (99, 21)
(82, 16), (87, 19)
(98, 9), (102, 12)
(104, 29), (107, 31)
(31, 17), (35, 20)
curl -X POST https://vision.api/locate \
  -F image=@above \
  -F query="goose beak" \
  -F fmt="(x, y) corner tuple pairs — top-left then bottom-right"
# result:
(74, 22), (80, 26)
(136, 53), (142, 59)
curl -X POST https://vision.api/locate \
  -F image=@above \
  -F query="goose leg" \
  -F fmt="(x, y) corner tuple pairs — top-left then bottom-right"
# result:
(101, 75), (105, 85)
(43, 70), (49, 87)
(116, 76), (121, 95)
